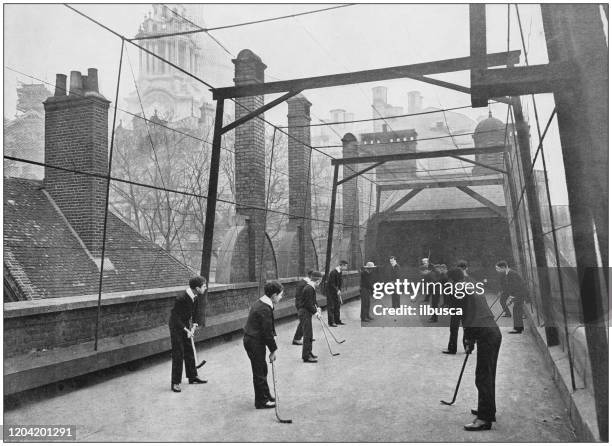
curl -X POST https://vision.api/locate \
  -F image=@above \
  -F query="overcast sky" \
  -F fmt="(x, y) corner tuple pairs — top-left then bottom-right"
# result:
(4, 2), (600, 205)
(4, 3), (549, 118)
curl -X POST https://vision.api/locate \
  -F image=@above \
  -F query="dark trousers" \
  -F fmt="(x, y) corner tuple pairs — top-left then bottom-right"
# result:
(391, 293), (400, 309)
(298, 309), (314, 360)
(293, 311), (304, 341)
(474, 327), (502, 422)
(501, 296), (524, 331)
(327, 293), (341, 324)
(512, 298), (524, 331)
(431, 292), (440, 309)
(447, 314), (462, 353)
(169, 326), (197, 385)
(243, 335), (272, 407)
(360, 288), (372, 321)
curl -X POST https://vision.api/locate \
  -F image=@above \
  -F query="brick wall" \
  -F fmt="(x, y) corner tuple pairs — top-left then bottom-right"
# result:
(287, 95), (312, 235)
(4, 273), (360, 357)
(43, 71), (111, 255)
(281, 94), (317, 274)
(232, 50), (266, 282)
(341, 133), (361, 267)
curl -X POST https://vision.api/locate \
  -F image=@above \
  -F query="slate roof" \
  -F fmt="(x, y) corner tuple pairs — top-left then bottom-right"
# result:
(4, 177), (194, 300)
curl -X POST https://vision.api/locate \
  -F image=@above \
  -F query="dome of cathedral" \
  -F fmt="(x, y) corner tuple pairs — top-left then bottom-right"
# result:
(474, 111), (505, 135)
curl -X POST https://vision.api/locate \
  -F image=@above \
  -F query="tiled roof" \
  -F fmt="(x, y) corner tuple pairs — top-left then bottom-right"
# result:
(4, 178), (194, 300)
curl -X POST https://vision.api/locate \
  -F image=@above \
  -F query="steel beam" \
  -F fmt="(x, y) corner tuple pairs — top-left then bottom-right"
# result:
(220, 90), (301, 135)
(380, 207), (501, 221)
(378, 177), (503, 192)
(542, 5), (608, 440)
(200, 100), (225, 282)
(212, 51), (520, 99)
(511, 97), (560, 347)
(450, 154), (507, 174)
(456, 186), (506, 218)
(382, 188), (424, 213)
(408, 74), (513, 105)
(473, 62), (577, 98)
(502, 150), (528, 281)
(337, 162), (384, 186)
(470, 4), (488, 107)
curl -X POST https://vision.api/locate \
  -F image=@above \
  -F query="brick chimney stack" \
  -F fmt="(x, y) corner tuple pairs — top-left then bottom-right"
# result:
(233, 50), (267, 281)
(43, 68), (111, 254)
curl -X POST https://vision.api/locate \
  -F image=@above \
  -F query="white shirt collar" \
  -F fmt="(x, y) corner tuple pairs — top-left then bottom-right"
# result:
(260, 295), (274, 309)
(304, 277), (317, 289)
(186, 287), (196, 300)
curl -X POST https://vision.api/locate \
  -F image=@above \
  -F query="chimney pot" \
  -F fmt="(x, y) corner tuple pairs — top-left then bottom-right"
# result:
(81, 75), (88, 92)
(69, 71), (83, 97)
(54, 74), (67, 97)
(87, 68), (99, 93)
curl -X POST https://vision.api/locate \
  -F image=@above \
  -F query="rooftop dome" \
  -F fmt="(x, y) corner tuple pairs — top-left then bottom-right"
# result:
(474, 111), (505, 135)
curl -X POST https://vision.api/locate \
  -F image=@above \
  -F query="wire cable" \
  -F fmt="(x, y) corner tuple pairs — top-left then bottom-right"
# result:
(129, 4), (355, 41)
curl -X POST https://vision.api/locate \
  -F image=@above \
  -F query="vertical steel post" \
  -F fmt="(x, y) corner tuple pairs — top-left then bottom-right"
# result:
(511, 97), (559, 346)
(469, 4), (488, 108)
(94, 39), (124, 351)
(541, 5), (608, 439)
(199, 99), (225, 324)
(324, 164), (340, 287)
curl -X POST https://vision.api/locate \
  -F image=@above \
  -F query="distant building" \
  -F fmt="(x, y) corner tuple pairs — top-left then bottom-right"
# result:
(125, 4), (233, 122)
(3, 69), (193, 301)
(113, 4), (236, 275)
(4, 83), (50, 179)
(361, 87), (513, 278)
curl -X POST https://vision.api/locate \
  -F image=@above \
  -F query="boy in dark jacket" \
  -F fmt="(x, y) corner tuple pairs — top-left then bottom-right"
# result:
(443, 260), (468, 354)
(360, 262), (377, 322)
(327, 260), (348, 326)
(447, 268), (502, 431)
(298, 271), (323, 362)
(292, 271), (311, 345)
(243, 280), (284, 409)
(169, 276), (208, 392)
(496, 260), (528, 333)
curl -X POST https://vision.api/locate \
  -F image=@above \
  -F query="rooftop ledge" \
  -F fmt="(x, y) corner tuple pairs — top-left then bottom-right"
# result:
(3, 274), (360, 318)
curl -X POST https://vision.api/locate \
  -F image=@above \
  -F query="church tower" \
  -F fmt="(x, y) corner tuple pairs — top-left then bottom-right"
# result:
(126, 4), (232, 126)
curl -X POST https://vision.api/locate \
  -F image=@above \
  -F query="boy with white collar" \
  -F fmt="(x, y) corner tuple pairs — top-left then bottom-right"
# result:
(168, 276), (207, 392)
(243, 281), (284, 409)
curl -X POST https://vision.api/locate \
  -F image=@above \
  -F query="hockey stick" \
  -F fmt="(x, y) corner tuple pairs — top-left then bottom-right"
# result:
(317, 315), (340, 356)
(488, 294), (500, 311)
(322, 321), (346, 344)
(270, 359), (292, 423)
(190, 333), (207, 369)
(494, 308), (506, 323)
(440, 352), (471, 405)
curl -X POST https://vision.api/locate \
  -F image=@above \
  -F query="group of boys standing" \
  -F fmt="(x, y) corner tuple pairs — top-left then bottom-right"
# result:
(167, 255), (530, 431)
